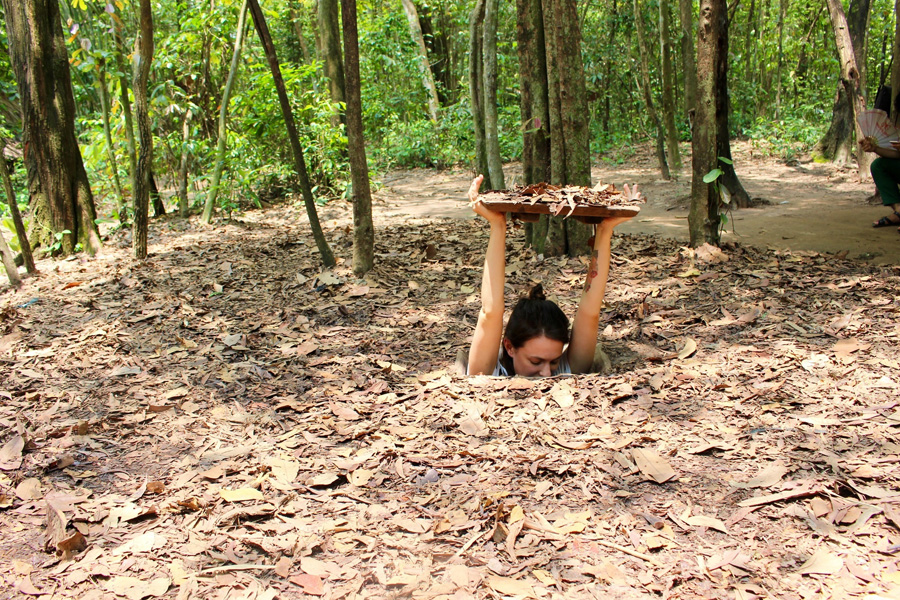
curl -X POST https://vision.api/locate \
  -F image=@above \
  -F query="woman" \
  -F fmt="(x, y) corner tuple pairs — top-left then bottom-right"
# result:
(860, 138), (900, 231)
(467, 175), (637, 377)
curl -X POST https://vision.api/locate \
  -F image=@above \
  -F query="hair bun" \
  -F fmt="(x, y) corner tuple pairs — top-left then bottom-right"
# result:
(528, 283), (546, 301)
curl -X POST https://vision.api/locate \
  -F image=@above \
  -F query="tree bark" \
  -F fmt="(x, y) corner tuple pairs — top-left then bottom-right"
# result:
(468, 0), (491, 189)
(633, 0), (671, 180)
(825, 0), (871, 181)
(0, 227), (20, 286)
(289, 6), (313, 63)
(203, 0), (249, 224)
(689, 0), (724, 246)
(111, 10), (137, 182)
(318, 0), (346, 121)
(177, 109), (192, 217)
(482, 0), (505, 190)
(248, 0), (335, 268)
(659, 0), (681, 169)
(774, 0), (786, 118)
(400, 0), (440, 121)
(892, 0), (900, 128)
(2, 0), (101, 256)
(0, 142), (36, 273)
(678, 0), (697, 120)
(341, 0), (375, 275)
(537, 0), (592, 256)
(516, 0), (550, 188)
(97, 57), (126, 220)
(132, 0), (154, 260)
(815, 0), (871, 166)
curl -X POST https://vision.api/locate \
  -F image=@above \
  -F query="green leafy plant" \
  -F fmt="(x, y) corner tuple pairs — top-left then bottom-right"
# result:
(702, 156), (734, 234)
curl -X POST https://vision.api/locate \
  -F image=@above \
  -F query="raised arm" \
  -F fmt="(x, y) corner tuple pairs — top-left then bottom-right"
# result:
(567, 185), (638, 374)
(860, 138), (900, 159)
(467, 175), (508, 375)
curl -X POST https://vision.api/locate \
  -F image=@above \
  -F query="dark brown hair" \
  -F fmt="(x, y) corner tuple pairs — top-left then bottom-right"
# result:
(503, 284), (570, 349)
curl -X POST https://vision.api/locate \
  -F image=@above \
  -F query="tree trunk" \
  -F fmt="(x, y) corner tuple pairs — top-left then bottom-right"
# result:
(97, 58), (126, 220)
(659, 0), (681, 169)
(774, 0), (786, 118)
(318, 0), (346, 121)
(178, 109), (191, 217)
(203, 0), (249, 224)
(2, 0), (101, 256)
(289, 6), (313, 63)
(892, 0), (900, 128)
(482, 0), (505, 190)
(132, 0), (153, 260)
(815, 0), (870, 166)
(0, 142), (36, 273)
(516, 0), (550, 188)
(468, 0), (491, 189)
(248, 0), (335, 268)
(689, 0), (725, 246)
(112, 10), (137, 181)
(341, 0), (375, 275)
(633, 0), (671, 180)
(825, 0), (871, 181)
(678, 0), (697, 121)
(400, 0), (440, 121)
(536, 0), (592, 256)
(0, 226), (20, 286)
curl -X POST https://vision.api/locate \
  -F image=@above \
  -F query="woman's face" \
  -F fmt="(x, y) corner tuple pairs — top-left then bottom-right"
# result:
(504, 335), (566, 377)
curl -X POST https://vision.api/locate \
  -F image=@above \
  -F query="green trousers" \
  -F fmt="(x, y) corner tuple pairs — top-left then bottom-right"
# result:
(871, 156), (900, 207)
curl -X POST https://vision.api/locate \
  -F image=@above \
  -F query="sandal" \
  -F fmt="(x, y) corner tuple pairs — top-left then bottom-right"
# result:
(873, 212), (900, 228)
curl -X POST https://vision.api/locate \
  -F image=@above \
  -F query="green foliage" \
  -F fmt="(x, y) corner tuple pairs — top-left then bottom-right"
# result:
(744, 114), (826, 160)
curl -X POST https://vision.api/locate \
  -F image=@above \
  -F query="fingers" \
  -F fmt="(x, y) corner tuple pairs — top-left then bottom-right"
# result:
(623, 183), (642, 201)
(468, 175), (484, 202)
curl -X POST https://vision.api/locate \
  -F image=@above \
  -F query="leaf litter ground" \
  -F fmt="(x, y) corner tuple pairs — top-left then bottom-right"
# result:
(0, 197), (899, 600)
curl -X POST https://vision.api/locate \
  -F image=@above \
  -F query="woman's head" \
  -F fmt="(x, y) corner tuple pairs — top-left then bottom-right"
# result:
(502, 284), (569, 376)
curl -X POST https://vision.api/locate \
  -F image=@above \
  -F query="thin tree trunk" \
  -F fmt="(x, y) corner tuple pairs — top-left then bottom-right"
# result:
(468, 0), (491, 188)
(318, 0), (346, 120)
(0, 227), (20, 286)
(177, 109), (191, 217)
(815, 0), (871, 165)
(248, 0), (335, 268)
(892, 0), (900, 128)
(3, 0), (101, 256)
(289, 6), (312, 62)
(774, 0), (786, 118)
(202, 0), (248, 224)
(825, 0), (871, 181)
(97, 58), (126, 219)
(341, 0), (375, 275)
(689, 0), (724, 246)
(633, 0), (671, 180)
(659, 0), (681, 169)
(678, 0), (697, 121)
(516, 0), (550, 187)
(132, 0), (153, 260)
(400, 0), (440, 121)
(0, 142), (36, 273)
(112, 12), (137, 180)
(540, 0), (592, 255)
(482, 0), (504, 190)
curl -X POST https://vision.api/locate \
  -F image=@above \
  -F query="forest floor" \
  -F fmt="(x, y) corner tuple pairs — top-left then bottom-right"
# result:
(0, 142), (899, 600)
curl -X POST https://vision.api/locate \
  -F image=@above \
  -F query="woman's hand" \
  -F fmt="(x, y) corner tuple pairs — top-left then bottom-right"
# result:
(469, 175), (506, 227)
(623, 183), (642, 202)
(860, 137), (877, 153)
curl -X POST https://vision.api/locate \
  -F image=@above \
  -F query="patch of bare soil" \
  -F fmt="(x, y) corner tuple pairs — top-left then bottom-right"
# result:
(377, 141), (900, 265)
(0, 152), (899, 599)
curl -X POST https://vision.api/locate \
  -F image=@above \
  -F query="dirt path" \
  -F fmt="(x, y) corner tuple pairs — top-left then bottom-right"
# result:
(375, 142), (899, 264)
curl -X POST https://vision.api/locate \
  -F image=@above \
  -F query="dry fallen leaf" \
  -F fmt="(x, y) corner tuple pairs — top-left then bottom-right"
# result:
(685, 514), (729, 534)
(219, 488), (264, 502)
(632, 448), (676, 484)
(0, 435), (25, 470)
(487, 575), (536, 598)
(796, 549), (843, 575)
